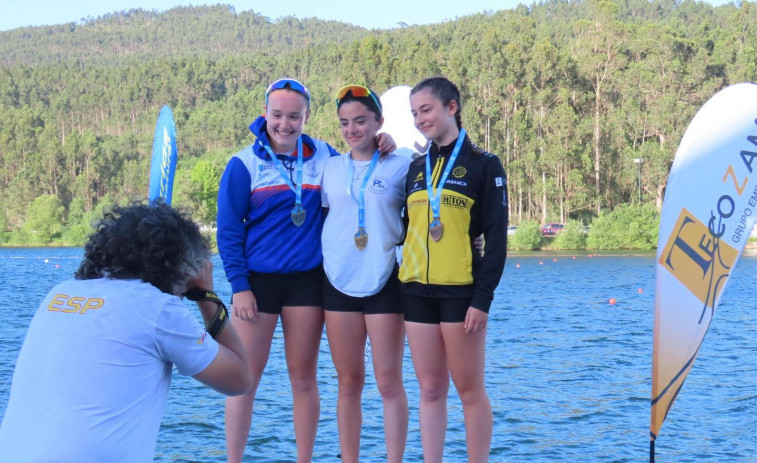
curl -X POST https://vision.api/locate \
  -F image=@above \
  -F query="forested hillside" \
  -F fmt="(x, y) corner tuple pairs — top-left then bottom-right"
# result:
(0, 0), (754, 245)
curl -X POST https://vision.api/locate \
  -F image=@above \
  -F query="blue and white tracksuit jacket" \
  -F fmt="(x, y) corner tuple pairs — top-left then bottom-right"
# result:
(216, 116), (339, 294)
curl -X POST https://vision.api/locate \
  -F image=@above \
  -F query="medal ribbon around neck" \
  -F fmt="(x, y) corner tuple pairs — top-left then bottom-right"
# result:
(347, 150), (380, 250)
(262, 137), (306, 226)
(425, 128), (466, 240)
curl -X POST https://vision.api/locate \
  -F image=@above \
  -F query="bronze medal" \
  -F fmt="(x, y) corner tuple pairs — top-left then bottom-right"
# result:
(429, 219), (444, 242)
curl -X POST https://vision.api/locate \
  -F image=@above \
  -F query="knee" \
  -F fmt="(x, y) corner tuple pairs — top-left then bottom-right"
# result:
(289, 372), (318, 395)
(240, 371), (264, 397)
(455, 384), (488, 406)
(338, 371), (365, 397)
(418, 378), (449, 403)
(375, 377), (404, 400)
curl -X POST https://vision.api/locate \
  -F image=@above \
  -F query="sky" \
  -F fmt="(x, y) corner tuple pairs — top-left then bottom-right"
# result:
(0, 0), (739, 32)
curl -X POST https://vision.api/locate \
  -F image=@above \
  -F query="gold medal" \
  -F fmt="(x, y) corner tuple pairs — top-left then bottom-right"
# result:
(354, 227), (368, 250)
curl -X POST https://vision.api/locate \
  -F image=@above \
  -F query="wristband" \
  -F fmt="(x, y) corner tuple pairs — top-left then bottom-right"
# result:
(183, 288), (229, 340)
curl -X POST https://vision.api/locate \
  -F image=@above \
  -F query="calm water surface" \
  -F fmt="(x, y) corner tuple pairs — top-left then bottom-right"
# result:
(1, 248), (756, 462)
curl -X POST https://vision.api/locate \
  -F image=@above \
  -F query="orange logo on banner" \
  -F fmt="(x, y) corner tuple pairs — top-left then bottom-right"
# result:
(659, 208), (739, 309)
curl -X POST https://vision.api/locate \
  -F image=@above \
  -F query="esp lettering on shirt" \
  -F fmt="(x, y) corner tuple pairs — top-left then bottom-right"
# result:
(47, 294), (104, 314)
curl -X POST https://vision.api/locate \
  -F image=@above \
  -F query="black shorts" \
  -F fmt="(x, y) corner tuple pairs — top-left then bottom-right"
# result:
(323, 265), (403, 315)
(243, 266), (323, 315)
(402, 294), (471, 324)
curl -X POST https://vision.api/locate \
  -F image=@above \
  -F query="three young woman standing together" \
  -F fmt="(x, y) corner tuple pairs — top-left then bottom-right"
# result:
(216, 76), (507, 462)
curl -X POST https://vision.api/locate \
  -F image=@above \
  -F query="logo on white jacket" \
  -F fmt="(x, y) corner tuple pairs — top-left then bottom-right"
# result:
(369, 177), (390, 194)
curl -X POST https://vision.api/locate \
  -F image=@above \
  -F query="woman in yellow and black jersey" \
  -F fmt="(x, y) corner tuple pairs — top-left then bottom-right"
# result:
(400, 77), (507, 463)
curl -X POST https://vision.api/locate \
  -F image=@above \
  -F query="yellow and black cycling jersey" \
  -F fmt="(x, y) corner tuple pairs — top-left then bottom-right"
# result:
(399, 135), (508, 313)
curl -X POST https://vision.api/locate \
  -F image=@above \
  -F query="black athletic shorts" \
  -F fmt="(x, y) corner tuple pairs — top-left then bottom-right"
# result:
(241, 266), (324, 315)
(402, 294), (471, 324)
(323, 265), (403, 314)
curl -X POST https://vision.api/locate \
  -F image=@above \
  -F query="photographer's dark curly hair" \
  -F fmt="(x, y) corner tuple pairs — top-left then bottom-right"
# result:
(75, 202), (210, 295)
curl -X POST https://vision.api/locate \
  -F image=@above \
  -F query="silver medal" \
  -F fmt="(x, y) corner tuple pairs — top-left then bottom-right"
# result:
(291, 203), (306, 227)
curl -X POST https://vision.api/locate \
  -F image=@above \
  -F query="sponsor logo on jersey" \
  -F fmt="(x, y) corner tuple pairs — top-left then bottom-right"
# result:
(257, 170), (274, 181)
(256, 179), (282, 188)
(414, 172), (424, 182)
(495, 176), (504, 187)
(445, 179), (467, 187)
(452, 166), (467, 178)
(441, 194), (469, 209)
(408, 198), (427, 209)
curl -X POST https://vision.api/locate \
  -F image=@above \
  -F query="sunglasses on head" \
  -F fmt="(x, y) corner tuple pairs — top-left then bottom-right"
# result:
(266, 78), (310, 105)
(335, 85), (382, 111)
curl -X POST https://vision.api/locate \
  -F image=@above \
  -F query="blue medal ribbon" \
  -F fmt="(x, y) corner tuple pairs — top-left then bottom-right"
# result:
(346, 150), (380, 231)
(425, 128), (466, 227)
(262, 137), (305, 226)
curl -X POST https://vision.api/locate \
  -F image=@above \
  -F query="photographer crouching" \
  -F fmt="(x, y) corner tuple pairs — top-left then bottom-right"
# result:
(0, 202), (251, 461)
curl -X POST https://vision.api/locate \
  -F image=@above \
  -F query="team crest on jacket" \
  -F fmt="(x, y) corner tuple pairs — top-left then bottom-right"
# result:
(306, 160), (319, 177)
(369, 177), (390, 194)
(452, 166), (467, 178)
(414, 172), (423, 182)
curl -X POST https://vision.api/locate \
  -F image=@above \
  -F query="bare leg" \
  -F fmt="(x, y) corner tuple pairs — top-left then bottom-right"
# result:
(442, 322), (492, 463)
(366, 313), (408, 463)
(325, 311), (366, 463)
(406, 321), (448, 463)
(225, 312), (278, 463)
(281, 305), (324, 463)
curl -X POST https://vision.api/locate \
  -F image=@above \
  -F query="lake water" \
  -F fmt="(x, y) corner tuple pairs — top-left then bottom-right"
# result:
(1, 248), (756, 462)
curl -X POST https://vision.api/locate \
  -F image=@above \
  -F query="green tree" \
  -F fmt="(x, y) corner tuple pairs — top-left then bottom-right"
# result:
(0, 210), (9, 244)
(61, 197), (93, 246)
(20, 195), (65, 245)
(188, 159), (222, 224)
(509, 220), (543, 251)
(572, 0), (627, 212)
(586, 204), (659, 249)
(551, 220), (587, 250)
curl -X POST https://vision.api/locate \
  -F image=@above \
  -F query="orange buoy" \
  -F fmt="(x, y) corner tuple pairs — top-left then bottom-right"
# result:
(609, 298), (617, 305)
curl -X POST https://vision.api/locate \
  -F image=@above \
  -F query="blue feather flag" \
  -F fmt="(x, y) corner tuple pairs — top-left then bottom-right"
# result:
(148, 106), (178, 205)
